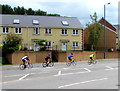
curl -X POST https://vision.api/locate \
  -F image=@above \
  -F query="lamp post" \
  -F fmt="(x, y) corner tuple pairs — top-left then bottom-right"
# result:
(104, 3), (110, 59)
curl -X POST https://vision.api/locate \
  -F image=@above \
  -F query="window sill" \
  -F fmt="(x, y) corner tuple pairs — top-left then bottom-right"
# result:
(61, 34), (68, 36)
(45, 34), (52, 36)
(72, 34), (79, 36)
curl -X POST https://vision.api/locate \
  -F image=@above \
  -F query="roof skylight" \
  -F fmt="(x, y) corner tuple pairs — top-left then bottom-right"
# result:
(33, 20), (39, 25)
(61, 21), (69, 26)
(13, 19), (20, 24)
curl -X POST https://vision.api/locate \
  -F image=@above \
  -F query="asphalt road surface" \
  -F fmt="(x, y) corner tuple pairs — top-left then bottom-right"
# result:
(1, 59), (119, 89)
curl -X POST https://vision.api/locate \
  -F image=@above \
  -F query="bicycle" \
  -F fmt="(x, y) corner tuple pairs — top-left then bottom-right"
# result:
(88, 59), (97, 65)
(66, 60), (77, 66)
(42, 60), (54, 67)
(19, 63), (33, 70)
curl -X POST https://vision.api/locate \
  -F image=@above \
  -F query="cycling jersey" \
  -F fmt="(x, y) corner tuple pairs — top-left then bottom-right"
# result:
(68, 54), (74, 58)
(22, 56), (29, 61)
(45, 56), (50, 60)
(89, 54), (94, 58)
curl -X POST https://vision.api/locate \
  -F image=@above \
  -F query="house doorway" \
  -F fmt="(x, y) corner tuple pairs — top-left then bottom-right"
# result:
(62, 43), (67, 51)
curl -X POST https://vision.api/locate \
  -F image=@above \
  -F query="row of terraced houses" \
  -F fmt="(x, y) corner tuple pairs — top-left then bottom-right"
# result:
(0, 14), (119, 51)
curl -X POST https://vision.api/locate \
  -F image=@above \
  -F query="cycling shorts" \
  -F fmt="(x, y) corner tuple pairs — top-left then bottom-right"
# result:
(22, 59), (27, 62)
(68, 57), (72, 61)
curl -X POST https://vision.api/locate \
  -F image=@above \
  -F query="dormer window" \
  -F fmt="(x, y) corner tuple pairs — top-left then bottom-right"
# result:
(61, 21), (69, 26)
(13, 19), (20, 24)
(33, 20), (39, 25)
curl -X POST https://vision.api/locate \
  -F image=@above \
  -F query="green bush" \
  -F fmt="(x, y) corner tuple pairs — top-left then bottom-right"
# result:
(108, 48), (111, 52)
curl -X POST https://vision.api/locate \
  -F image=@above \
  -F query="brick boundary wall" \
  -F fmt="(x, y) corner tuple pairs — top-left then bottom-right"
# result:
(5, 51), (119, 64)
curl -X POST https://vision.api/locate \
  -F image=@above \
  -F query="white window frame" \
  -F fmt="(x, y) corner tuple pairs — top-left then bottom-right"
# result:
(46, 41), (52, 47)
(45, 28), (52, 34)
(73, 42), (79, 47)
(73, 29), (79, 35)
(2, 27), (9, 34)
(33, 27), (40, 34)
(61, 29), (67, 35)
(15, 28), (22, 34)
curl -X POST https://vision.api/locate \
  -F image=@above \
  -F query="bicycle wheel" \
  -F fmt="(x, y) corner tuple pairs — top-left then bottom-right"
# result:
(42, 62), (47, 67)
(48, 61), (54, 67)
(88, 60), (92, 65)
(93, 60), (97, 64)
(72, 61), (77, 66)
(66, 62), (71, 66)
(19, 64), (25, 70)
(28, 63), (33, 68)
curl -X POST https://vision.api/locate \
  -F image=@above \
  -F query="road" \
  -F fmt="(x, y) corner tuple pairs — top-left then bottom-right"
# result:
(1, 59), (119, 89)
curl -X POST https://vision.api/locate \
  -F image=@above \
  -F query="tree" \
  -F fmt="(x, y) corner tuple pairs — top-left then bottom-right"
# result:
(2, 4), (14, 14)
(13, 6), (26, 15)
(1, 4), (61, 16)
(2, 33), (22, 52)
(86, 12), (103, 50)
(35, 40), (46, 51)
(26, 8), (35, 15)
(35, 9), (47, 15)
(47, 13), (60, 16)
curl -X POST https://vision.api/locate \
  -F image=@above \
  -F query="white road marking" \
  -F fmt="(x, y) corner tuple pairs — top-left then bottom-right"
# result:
(105, 66), (118, 70)
(19, 74), (29, 80)
(84, 68), (91, 72)
(54, 68), (91, 76)
(4, 74), (25, 77)
(2, 80), (19, 84)
(58, 71), (62, 75)
(58, 78), (108, 88)
(106, 66), (114, 69)
(62, 68), (70, 70)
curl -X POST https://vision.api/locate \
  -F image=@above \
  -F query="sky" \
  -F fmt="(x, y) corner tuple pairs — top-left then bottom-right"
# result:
(0, 0), (119, 27)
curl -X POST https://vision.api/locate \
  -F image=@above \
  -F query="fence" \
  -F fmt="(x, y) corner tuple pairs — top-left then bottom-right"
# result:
(5, 51), (119, 64)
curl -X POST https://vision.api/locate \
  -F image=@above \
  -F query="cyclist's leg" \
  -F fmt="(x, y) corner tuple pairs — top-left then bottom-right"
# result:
(91, 57), (94, 63)
(90, 57), (93, 63)
(22, 59), (26, 68)
(68, 57), (71, 62)
(71, 57), (74, 62)
(46, 59), (49, 66)
(48, 58), (50, 64)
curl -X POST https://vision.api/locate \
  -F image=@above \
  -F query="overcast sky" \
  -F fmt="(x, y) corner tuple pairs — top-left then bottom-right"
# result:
(0, 0), (119, 27)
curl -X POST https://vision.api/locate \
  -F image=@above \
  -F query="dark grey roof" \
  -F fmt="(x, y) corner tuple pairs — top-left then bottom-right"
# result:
(0, 14), (83, 29)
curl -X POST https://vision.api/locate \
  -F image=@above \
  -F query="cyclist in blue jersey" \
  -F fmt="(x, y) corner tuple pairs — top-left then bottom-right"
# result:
(68, 53), (74, 62)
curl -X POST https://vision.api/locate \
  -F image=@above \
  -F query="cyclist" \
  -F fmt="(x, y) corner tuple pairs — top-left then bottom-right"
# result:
(68, 53), (74, 62)
(45, 54), (51, 65)
(22, 55), (30, 68)
(89, 54), (94, 63)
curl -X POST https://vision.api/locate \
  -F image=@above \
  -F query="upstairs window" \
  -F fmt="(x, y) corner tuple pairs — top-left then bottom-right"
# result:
(61, 21), (69, 26)
(73, 42), (79, 47)
(61, 29), (67, 35)
(13, 19), (20, 24)
(45, 28), (51, 34)
(2, 27), (9, 34)
(73, 29), (78, 35)
(33, 20), (39, 25)
(33, 27), (40, 34)
(15, 28), (22, 34)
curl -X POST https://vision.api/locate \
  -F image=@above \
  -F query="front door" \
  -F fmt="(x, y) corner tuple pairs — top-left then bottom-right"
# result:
(34, 43), (39, 51)
(62, 43), (67, 50)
